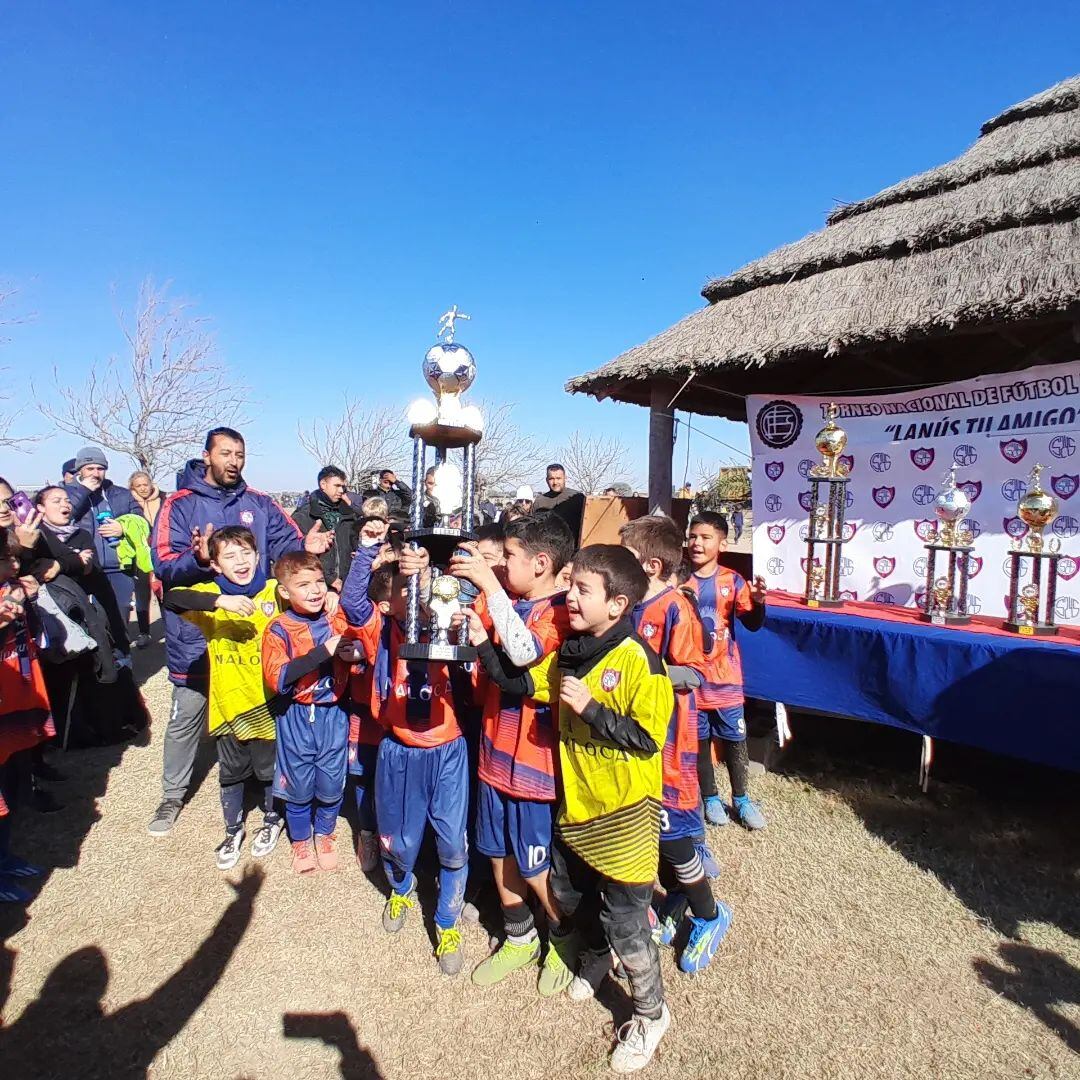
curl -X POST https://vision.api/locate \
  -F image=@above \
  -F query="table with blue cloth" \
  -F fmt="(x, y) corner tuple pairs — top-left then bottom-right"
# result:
(738, 594), (1080, 772)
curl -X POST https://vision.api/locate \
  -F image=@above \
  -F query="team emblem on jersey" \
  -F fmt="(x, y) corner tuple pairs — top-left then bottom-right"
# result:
(261, 601), (276, 616)
(240, 510), (255, 525)
(914, 519), (937, 542)
(958, 479), (982, 502)
(966, 556), (983, 578)
(1051, 474), (1079, 500)
(767, 524), (785, 544)
(641, 624), (657, 638)
(1003, 516), (1029, 539)
(999, 438), (1027, 463)
(1057, 556), (1079, 581)
(600, 668), (621, 693)
(838, 454), (855, 474)
(910, 447), (935, 471)
(720, 585), (731, 597)
(872, 486), (895, 508)
(764, 461), (784, 481)
(873, 556), (896, 578)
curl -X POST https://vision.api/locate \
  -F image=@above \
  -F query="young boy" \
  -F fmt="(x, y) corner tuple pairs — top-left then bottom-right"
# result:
(340, 542), (472, 977)
(163, 526), (284, 869)
(262, 551), (357, 873)
(466, 545), (674, 1073)
(684, 512), (768, 830)
(448, 514), (575, 992)
(619, 515), (733, 973)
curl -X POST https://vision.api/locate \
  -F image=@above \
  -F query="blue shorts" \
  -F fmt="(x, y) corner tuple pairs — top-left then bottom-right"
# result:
(474, 780), (554, 877)
(660, 805), (704, 840)
(273, 701), (349, 804)
(698, 705), (747, 743)
(376, 735), (469, 877)
(348, 740), (378, 780)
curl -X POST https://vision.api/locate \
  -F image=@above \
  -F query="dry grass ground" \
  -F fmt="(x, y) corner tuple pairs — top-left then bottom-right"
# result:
(1, 624), (1077, 1080)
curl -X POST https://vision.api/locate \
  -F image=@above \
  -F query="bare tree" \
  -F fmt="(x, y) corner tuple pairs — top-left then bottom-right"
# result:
(473, 400), (544, 493)
(559, 429), (629, 494)
(297, 399), (408, 491)
(38, 279), (246, 477)
(0, 287), (40, 451)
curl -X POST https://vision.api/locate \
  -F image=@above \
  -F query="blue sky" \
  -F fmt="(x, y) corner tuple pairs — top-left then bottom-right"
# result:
(1, 2), (1076, 491)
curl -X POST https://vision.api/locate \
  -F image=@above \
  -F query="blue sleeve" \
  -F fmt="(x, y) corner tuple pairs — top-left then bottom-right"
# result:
(265, 498), (304, 562)
(151, 494), (206, 587)
(341, 544), (378, 627)
(64, 483), (92, 526)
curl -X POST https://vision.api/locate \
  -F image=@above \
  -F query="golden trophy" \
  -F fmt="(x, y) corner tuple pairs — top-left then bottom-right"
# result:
(1003, 463), (1062, 636)
(803, 403), (851, 607)
(809, 403), (850, 479)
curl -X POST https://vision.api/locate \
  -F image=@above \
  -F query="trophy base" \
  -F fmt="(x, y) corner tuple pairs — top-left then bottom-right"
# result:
(405, 526), (479, 564)
(920, 612), (971, 626)
(398, 641), (478, 663)
(803, 597), (844, 608)
(1001, 621), (1059, 637)
(409, 422), (482, 449)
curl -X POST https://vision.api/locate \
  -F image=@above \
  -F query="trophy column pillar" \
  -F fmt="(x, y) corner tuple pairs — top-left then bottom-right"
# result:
(406, 435), (426, 643)
(462, 443), (476, 532)
(1046, 555), (1059, 626)
(1006, 553), (1021, 623)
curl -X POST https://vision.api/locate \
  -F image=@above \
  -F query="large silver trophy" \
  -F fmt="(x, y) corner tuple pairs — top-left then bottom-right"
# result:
(400, 307), (484, 662)
(920, 464), (976, 626)
(802, 403), (850, 607)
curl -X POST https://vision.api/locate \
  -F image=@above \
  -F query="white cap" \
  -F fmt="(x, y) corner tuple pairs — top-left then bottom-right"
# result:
(515, 485), (534, 501)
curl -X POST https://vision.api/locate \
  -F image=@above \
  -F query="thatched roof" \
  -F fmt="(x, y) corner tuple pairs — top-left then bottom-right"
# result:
(568, 76), (1080, 420)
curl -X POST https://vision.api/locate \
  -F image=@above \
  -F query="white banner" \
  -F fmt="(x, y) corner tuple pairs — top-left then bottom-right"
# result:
(748, 362), (1080, 625)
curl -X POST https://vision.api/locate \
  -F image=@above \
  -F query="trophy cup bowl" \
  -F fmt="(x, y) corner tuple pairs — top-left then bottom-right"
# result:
(424, 343), (476, 398)
(1018, 488), (1058, 532)
(810, 405), (848, 477)
(933, 485), (971, 546)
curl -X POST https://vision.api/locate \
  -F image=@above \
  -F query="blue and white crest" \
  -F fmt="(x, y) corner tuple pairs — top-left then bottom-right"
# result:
(870, 452), (891, 473)
(1051, 474), (1078, 500)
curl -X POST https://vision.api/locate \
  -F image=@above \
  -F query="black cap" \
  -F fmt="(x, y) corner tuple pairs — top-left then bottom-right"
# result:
(62, 458), (77, 476)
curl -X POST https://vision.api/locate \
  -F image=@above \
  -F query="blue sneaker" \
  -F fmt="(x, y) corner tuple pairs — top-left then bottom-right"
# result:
(0, 878), (33, 904)
(656, 893), (689, 948)
(694, 841), (721, 880)
(704, 795), (730, 826)
(732, 796), (767, 831)
(679, 901), (733, 974)
(0, 854), (44, 878)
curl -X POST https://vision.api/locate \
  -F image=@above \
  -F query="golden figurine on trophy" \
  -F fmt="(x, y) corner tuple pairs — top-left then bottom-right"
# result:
(809, 403), (850, 479)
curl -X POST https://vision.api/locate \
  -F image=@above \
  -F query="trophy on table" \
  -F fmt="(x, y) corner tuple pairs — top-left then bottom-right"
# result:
(802, 403), (850, 607)
(920, 464), (975, 626)
(1003, 463), (1062, 636)
(400, 306), (484, 661)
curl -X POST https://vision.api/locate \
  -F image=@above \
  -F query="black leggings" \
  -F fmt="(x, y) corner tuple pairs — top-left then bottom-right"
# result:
(133, 567), (152, 635)
(698, 737), (750, 800)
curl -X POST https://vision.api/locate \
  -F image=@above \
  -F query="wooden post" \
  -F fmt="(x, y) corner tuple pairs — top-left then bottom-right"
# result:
(648, 384), (674, 515)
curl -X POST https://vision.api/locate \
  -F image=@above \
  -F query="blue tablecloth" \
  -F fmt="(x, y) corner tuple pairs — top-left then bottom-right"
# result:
(738, 603), (1080, 772)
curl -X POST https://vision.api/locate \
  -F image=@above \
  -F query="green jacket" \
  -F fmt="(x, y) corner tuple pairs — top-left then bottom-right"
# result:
(116, 513), (153, 573)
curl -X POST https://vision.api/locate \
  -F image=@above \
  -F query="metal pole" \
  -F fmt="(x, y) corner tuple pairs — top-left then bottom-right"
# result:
(462, 442), (476, 532)
(1046, 555), (1059, 627)
(406, 435), (425, 643)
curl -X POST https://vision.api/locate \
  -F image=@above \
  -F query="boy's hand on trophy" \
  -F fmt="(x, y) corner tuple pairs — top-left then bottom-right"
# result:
(372, 542), (398, 571)
(750, 576), (768, 605)
(398, 545), (430, 577)
(449, 542), (500, 594)
(451, 607), (489, 646)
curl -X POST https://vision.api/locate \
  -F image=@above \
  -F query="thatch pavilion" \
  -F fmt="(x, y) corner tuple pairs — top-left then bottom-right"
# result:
(568, 76), (1080, 509)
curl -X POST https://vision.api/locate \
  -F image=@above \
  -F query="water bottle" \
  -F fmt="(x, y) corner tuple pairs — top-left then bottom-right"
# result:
(96, 509), (121, 547)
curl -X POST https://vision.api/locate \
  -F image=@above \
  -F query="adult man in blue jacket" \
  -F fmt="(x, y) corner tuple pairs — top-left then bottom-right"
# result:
(64, 446), (140, 655)
(148, 426), (333, 836)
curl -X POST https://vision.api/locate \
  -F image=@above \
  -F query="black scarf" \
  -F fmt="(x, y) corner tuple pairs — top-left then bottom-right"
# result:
(557, 617), (633, 677)
(315, 492), (344, 531)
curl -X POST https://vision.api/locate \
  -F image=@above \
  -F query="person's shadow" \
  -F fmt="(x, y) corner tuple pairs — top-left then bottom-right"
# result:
(0, 866), (263, 1080)
(283, 1011), (384, 1079)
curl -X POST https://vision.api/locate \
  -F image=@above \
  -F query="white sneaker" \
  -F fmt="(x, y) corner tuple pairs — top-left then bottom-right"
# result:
(610, 1004), (671, 1073)
(251, 818), (283, 859)
(215, 828), (246, 870)
(569, 975), (597, 1002)
(357, 830), (379, 872)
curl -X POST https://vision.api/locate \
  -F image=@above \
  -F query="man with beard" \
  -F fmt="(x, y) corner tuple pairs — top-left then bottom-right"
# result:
(148, 427), (333, 837)
(291, 466), (359, 591)
(531, 464), (585, 543)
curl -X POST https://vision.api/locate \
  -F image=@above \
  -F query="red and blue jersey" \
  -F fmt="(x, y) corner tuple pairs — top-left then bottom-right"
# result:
(632, 586), (705, 812)
(477, 592), (570, 803)
(261, 608), (352, 706)
(685, 567), (753, 710)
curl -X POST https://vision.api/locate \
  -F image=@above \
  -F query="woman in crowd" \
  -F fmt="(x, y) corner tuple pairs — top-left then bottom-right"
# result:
(127, 471), (165, 647)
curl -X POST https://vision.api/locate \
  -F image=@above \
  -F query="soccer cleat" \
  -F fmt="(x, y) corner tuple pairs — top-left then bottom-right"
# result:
(251, 818), (283, 859)
(569, 949), (612, 1002)
(147, 799), (183, 837)
(0, 853), (44, 878)
(538, 931), (581, 997)
(694, 841), (721, 880)
(215, 828), (245, 871)
(656, 893), (689, 948)
(356, 830), (379, 873)
(678, 902), (733, 974)
(435, 925), (464, 976)
(382, 882), (417, 932)
(313, 832), (339, 871)
(732, 796), (767, 830)
(610, 1004), (672, 1073)
(291, 838), (318, 875)
(471, 936), (540, 986)
(134, 633), (152, 649)
(0, 879), (34, 904)
(704, 795), (730, 826)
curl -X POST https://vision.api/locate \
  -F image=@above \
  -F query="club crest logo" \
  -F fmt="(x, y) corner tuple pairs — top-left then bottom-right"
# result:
(720, 585), (732, 598)
(798, 524), (810, 541)
(1057, 556), (1079, 581)
(914, 519), (937, 542)
(967, 519), (983, 539)
(767, 524), (785, 544)
(953, 444), (978, 467)
(641, 624), (657, 639)
(261, 601), (276, 616)
(800, 557), (820, 573)
(873, 556), (896, 578)
(1055, 596), (1080, 621)
(844, 488), (855, 509)
(872, 522), (894, 542)
(1001, 478), (1027, 503)
(910, 447), (935, 471)
(839, 557), (854, 577)
(766, 557), (784, 576)
(1000, 438), (1028, 463)
(1002, 557), (1029, 578)
(798, 491), (814, 512)
(1053, 515), (1079, 538)
(872, 486), (895, 508)
(756, 400), (803, 449)
(914, 557), (928, 577)
(841, 522), (857, 542)
(798, 459), (816, 479)
(240, 510), (255, 525)
(872, 591), (896, 605)
(600, 668), (621, 693)
(838, 590), (857, 602)
(764, 461), (784, 481)
(838, 454), (855, 474)
(912, 484), (936, 506)
(1004, 516), (1029, 539)
(764, 494), (782, 513)
(958, 479), (982, 502)
(1051, 474), (1078, 500)
(966, 556), (983, 578)
(870, 452), (891, 473)
(1050, 435), (1076, 459)
(966, 595), (982, 615)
